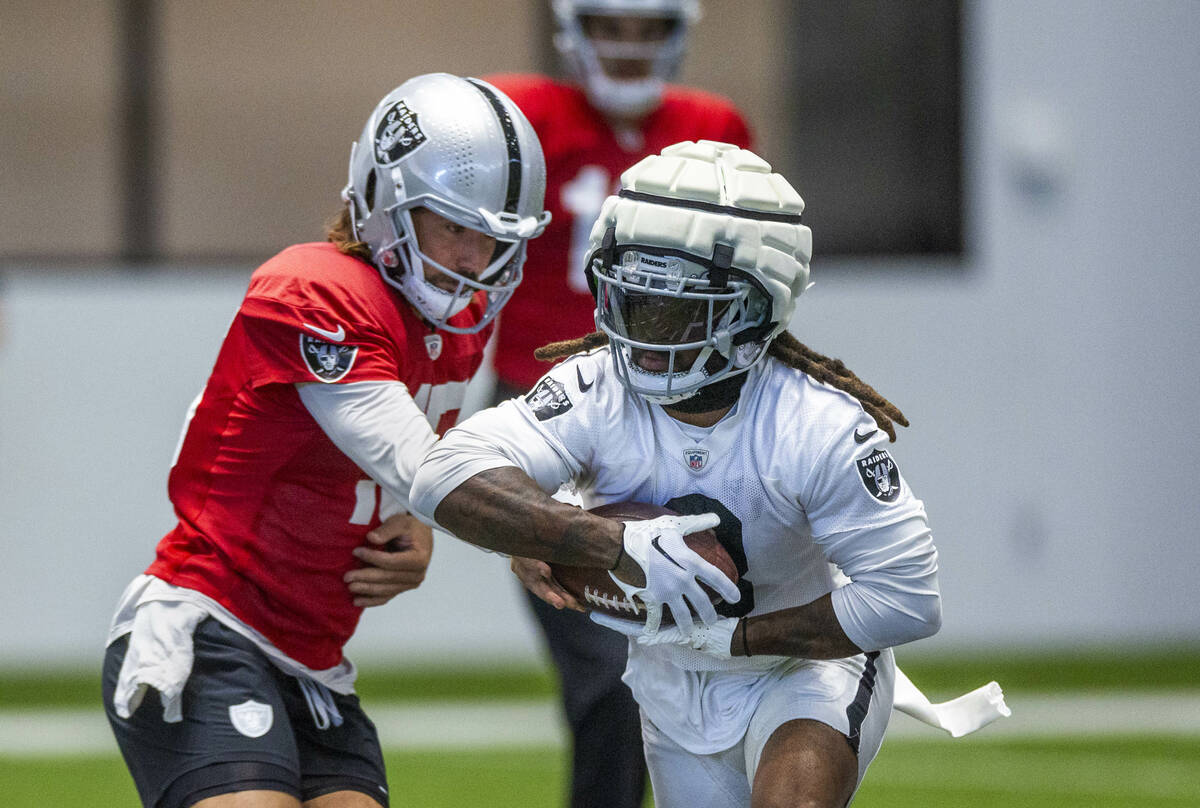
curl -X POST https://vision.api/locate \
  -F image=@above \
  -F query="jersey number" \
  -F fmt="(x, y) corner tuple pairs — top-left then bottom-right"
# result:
(412, 380), (468, 435)
(561, 165), (613, 294)
(665, 493), (756, 618)
(350, 480), (407, 525)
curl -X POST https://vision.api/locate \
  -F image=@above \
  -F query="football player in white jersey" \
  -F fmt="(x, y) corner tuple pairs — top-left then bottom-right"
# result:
(410, 140), (942, 807)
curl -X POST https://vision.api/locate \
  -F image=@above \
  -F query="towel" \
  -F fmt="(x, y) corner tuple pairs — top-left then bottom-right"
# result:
(112, 600), (207, 723)
(892, 665), (1012, 737)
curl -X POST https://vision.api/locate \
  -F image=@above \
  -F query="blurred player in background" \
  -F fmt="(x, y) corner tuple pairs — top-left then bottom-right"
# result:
(411, 141), (943, 807)
(487, 0), (751, 401)
(485, 3), (751, 804)
(101, 73), (549, 808)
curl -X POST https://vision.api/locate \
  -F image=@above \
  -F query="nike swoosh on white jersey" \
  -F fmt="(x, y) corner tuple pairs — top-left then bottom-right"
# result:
(576, 366), (595, 392)
(302, 322), (346, 342)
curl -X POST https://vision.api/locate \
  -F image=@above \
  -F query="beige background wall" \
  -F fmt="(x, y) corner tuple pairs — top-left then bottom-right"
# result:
(1, 0), (783, 259)
(681, 3), (780, 162)
(1, 1), (122, 257)
(5, 1), (1200, 663)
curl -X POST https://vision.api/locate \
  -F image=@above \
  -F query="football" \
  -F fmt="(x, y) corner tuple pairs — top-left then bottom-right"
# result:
(550, 500), (738, 623)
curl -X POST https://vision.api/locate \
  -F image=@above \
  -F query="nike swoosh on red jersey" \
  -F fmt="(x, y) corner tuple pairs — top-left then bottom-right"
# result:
(302, 322), (346, 342)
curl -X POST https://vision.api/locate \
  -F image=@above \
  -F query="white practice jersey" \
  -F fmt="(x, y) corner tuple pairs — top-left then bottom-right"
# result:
(412, 347), (939, 753)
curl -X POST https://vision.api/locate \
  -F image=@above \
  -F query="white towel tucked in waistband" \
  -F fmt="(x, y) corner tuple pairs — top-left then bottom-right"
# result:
(891, 666), (1012, 737)
(112, 600), (207, 723)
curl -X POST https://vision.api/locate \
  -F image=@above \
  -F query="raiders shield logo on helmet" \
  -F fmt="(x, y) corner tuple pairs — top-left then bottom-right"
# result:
(301, 334), (358, 382)
(374, 100), (427, 164)
(856, 448), (901, 502)
(525, 377), (573, 421)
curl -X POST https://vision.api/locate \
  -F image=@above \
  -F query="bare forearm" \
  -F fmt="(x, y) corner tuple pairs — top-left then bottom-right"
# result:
(434, 467), (632, 573)
(735, 593), (865, 660)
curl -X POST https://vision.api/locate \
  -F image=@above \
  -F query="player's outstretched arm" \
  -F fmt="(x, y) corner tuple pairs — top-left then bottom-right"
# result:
(433, 466), (628, 569)
(409, 402), (740, 630)
(431, 469), (738, 634)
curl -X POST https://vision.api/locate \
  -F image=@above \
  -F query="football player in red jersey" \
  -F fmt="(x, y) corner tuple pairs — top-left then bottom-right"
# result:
(487, 1), (752, 401)
(101, 73), (549, 808)
(484, 3), (752, 806)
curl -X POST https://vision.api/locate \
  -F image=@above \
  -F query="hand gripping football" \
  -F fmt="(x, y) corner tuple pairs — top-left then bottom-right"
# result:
(550, 501), (739, 623)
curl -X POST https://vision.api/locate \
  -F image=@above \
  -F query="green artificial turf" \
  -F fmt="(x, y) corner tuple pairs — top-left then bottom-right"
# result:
(3, 645), (1198, 710)
(857, 736), (1200, 807)
(0, 756), (141, 807)
(3, 737), (1198, 807)
(892, 646), (1200, 696)
(0, 749), (568, 808)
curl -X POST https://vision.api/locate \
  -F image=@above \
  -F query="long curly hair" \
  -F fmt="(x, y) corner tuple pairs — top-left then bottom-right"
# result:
(324, 207), (373, 262)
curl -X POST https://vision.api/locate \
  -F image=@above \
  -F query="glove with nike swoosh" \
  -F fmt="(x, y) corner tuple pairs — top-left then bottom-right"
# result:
(609, 513), (741, 636)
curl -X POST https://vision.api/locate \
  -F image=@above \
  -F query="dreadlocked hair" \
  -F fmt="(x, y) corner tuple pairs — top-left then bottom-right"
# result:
(769, 331), (909, 441)
(533, 330), (909, 441)
(533, 331), (611, 363)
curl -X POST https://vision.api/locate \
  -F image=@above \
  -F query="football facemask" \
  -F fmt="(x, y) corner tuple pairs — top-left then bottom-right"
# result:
(593, 244), (773, 404)
(584, 141), (812, 405)
(379, 200), (526, 330)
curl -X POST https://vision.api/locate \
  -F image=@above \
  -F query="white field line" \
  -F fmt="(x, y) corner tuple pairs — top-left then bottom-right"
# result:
(0, 692), (1197, 758)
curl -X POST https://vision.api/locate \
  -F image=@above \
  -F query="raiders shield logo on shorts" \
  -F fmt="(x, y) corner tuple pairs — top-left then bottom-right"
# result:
(526, 377), (573, 421)
(229, 699), (273, 738)
(857, 448), (901, 502)
(374, 100), (427, 164)
(301, 334), (358, 382)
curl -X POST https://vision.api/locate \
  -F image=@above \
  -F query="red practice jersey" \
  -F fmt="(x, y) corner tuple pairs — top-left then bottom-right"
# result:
(485, 73), (753, 390)
(147, 242), (491, 670)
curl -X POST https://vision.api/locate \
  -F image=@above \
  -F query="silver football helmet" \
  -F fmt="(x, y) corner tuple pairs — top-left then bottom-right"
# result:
(587, 141), (812, 404)
(343, 73), (550, 333)
(552, 0), (700, 119)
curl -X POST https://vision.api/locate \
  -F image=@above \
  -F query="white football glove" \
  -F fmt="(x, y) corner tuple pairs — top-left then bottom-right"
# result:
(591, 611), (739, 658)
(608, 512), (740, 635)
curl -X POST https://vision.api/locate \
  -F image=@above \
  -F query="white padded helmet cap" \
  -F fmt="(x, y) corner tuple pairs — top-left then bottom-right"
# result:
(586, 141), (812, 403)
(600, 140), (811, 340)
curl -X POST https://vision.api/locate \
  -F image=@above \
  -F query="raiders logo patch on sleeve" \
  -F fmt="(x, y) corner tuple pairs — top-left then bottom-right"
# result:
(301, 334), (358, 382)
(525, 377), (573, 421)
(856, 448), (902, 502)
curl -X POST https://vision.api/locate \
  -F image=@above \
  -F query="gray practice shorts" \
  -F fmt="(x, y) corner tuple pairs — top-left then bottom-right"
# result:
(102, 618), (389, 808)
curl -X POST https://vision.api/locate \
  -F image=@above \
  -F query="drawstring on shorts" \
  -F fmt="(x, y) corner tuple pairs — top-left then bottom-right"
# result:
(297, 676), (344, 730)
